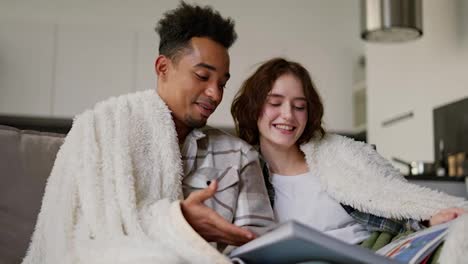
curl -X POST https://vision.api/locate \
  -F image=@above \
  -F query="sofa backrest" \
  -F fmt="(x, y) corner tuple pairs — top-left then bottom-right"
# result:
(0, 125), (65, 264)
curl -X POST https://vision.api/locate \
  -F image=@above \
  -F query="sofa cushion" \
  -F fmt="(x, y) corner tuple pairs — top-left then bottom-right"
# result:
(0, 125), (65, 264)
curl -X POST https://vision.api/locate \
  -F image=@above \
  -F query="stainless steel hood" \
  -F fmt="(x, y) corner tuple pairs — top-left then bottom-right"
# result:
(361, 0), (423, 43)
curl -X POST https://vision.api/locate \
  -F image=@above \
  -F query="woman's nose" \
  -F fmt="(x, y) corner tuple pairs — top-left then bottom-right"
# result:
(281, 105), (293, 120)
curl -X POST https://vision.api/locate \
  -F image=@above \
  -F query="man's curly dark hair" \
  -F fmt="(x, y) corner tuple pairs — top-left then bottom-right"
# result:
(155, 1), (237, 62)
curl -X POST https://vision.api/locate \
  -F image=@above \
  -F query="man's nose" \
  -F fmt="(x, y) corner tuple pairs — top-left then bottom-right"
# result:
(205, 83), (222, 104)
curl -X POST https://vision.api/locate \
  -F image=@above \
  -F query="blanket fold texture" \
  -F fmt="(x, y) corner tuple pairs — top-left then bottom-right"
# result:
(301, 134), (468, 264)
(24, 90), (468, 264)
(23, 90), (231, 264)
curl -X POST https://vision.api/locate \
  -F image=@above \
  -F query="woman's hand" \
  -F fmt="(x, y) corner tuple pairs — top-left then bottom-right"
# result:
(429, 207), (466, 226)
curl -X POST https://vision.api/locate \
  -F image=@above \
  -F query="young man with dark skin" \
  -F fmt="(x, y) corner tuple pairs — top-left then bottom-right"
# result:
(23, 2), (274, 263)
(154, 3), (274, 247)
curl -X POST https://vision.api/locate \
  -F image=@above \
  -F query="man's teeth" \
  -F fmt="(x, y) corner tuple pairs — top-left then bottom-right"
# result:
(275, 124), (294, 131)
(199, 104), (212, 110)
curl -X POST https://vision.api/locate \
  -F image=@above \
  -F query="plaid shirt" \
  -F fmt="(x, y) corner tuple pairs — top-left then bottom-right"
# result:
(261, 160), (424, 236)
(181, 127), (275, 249)
(340, 205), (424, 235)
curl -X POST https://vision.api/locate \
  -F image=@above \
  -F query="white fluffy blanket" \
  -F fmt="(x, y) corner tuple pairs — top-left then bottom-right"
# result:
(23, 88), (468, 264)
(23, 90), (231, 264)
(302, 134), (468, 264)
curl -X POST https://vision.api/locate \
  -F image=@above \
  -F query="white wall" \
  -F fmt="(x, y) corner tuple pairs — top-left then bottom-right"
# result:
(0, 0), (362, 132)
(366, 0), (468, 168)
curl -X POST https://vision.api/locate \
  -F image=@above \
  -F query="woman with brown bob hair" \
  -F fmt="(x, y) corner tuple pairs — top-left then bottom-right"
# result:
(231, 58), (466, 254)
(232, 58), (324, 146)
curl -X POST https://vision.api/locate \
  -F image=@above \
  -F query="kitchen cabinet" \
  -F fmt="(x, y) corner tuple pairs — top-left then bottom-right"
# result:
(0, 20), (158, 119)
(352, 80), (366, 133)
(53, 24), (135, 117)
(0, 22), (55, 116)
(365, 0), (468, 170)
(407, 177), (467, 198)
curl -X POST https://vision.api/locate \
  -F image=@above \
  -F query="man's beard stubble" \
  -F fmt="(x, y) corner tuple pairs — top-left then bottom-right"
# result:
(184, 114), (207, 129)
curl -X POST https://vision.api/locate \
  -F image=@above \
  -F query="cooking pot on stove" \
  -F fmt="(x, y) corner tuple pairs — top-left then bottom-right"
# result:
(392, 157), (435, 176)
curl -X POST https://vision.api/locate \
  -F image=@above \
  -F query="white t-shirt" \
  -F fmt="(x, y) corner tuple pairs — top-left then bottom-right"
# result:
(271, 171), (370, 244)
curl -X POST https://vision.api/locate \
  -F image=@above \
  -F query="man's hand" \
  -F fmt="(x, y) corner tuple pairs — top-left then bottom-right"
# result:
(429, 207), (466, 226)
(181, 180), (256, 246)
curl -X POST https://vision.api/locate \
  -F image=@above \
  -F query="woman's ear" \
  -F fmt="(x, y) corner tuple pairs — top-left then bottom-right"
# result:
(155, 55), (169, 80)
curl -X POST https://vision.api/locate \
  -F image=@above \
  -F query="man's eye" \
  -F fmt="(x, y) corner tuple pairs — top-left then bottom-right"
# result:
(195, 73), (209, 81)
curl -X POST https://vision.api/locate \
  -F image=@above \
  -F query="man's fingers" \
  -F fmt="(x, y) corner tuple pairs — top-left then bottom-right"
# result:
(210, 227), (254, 246)
(209, 213), (256, 240)
(186, 180), (218, 204)
(181, 180), (257, 246)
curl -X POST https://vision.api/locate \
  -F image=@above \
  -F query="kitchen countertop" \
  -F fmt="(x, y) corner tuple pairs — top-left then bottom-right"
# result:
(404, 174), (466, 182)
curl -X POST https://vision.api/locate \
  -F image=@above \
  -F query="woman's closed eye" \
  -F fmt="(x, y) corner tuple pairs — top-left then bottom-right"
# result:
(294, 105), (306, 110)
(268, 101), (305, 110)
(267, 99), (283, 107)
(268, 102), (281, 107)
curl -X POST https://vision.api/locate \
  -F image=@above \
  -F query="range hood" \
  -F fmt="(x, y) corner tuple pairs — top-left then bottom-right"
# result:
(361, 0), (423, 43)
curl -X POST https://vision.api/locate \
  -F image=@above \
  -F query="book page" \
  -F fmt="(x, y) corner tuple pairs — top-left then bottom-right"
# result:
(376, 221), (450, 264)
(231, 220), (399, 264)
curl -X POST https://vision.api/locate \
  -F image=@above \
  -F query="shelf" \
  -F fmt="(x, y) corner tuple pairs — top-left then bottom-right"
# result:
(404, 175), (466, 182)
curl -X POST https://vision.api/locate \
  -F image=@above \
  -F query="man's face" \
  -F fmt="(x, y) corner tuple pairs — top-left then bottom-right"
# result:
(157, 37), (230, 129)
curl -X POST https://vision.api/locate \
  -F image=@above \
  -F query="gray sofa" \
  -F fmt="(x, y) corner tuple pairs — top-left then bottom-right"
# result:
(0, 125), (65, 264)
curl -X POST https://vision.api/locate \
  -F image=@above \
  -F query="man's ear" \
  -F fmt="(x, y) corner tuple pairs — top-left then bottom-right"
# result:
(155, 55), (170, 80)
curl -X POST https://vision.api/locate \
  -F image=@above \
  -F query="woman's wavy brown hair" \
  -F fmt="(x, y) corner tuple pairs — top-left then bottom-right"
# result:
(231, 58), (325, 146)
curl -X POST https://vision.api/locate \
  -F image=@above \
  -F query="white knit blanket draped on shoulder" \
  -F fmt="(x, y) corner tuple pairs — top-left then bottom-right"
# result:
(301, 134), (468, 264)
(23, 90), (231, 264)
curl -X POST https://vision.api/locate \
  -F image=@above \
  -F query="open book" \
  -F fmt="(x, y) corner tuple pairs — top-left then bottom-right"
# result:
(230, 220), (450, 264)
(376, 221), (450, 264)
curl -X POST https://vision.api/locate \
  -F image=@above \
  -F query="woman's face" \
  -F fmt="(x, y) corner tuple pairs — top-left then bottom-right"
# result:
(257, 74), (308, 150)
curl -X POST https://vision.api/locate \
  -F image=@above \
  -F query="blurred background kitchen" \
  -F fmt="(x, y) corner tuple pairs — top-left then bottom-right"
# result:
(1, 0), (467, 196)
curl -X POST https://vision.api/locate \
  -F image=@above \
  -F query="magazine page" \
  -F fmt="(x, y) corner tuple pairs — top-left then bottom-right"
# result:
(230, 220), (399, 264)
(376, 221), (451, 264)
